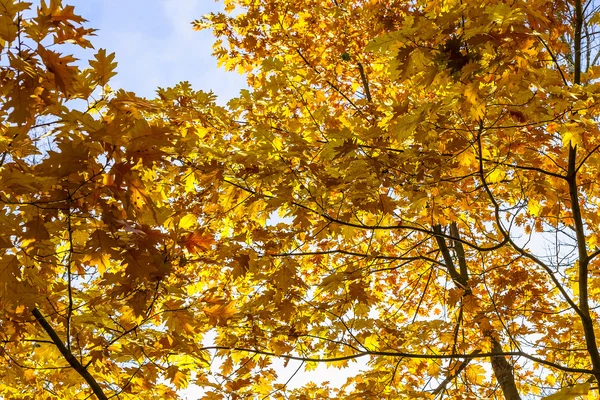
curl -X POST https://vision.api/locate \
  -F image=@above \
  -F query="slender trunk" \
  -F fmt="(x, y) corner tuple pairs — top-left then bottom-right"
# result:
(571, 0), (600, 386)
(490, 338), (522, 400)
(435, 227), (521, 399)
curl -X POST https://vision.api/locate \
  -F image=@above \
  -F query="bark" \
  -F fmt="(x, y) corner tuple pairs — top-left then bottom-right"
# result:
(490, 338), (521, 400)
(570, 0), (600, 387)
(435, 226), (521, 400)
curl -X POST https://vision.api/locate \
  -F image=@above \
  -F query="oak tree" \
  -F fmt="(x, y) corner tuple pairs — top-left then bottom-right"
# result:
(193, 0), (600, 398)
(0, 1), (231, 398)
(3, 0), (600, 399)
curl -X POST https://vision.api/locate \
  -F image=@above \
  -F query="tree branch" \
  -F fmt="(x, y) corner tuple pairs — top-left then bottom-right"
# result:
(432, 350), (481, 395)
(568, 0), (600, 385)
(32, 308), (108, 400)
(489, 338), (522, 400)
(199, 346), (592, 374)
(357, 62), (372, 102)
(450, 222), (469, 282)
(433, 224), (467, 289)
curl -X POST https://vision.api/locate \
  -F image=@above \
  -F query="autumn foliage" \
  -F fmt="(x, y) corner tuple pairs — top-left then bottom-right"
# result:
(2, 0), (600, 399)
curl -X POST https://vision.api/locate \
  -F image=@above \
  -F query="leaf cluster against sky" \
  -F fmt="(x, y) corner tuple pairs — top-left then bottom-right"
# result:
(3, 0), (600, 399)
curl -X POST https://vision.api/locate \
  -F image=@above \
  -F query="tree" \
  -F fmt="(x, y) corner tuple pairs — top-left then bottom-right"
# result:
(0, 1), (231, 398)
(2, 0), (600, 399)
(192, 0), (600, 398)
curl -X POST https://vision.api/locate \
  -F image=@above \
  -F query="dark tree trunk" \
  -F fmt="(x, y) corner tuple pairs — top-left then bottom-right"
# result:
(490, 339), (521, 400)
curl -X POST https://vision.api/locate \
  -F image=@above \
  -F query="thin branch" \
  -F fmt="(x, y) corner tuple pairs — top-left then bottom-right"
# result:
(295, 49), (364, 115)
(32, 308), (108, 400)
(261, 360), (304, 399)
(66, 193), (74, 351)
(576, 143), (600, 173)
(412, 267), (434, 322)
(537, 36), (569, 86)
(199, 346), (593, 374)
(221, 177), (508, 252)
(479, 156), (566, 179)
(357, 62), (372, 102)
(432, 350), (481, 395)
(267, 249), (444, 266)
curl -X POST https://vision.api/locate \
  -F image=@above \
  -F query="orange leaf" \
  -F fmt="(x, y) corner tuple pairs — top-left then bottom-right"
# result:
(182, 230), (215, 252)
(203, 301), (236, 326)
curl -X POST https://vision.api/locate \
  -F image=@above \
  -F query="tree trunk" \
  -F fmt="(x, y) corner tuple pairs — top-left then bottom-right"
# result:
(490, 338), (521, 400)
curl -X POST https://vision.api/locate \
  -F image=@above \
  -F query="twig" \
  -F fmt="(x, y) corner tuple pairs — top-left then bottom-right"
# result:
(432, 350), (481, 394)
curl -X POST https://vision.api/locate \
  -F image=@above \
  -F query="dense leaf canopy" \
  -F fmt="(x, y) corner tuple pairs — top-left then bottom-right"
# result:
(2, 0), (600, 399)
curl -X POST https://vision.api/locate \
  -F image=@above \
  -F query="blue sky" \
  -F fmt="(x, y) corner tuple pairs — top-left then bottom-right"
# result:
(70, 0), (246, 102)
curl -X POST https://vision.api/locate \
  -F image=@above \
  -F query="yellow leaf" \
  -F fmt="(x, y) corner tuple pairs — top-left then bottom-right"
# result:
(528, 200), (542, 216)
(365, 31), (404, 53)
(165, 366), (189, 389)
(72, 229), (89, 247)
(487, 168), (505, 183)
(183, 169), (197, 193)
(542, 383), (590, 400)
(561, 129), (584, 148)
(203, 301), (237, 326)
(0, 15), (18, 44)
(457, 149), (476, 168)
(38, 45), (78, 95)
(427, 362), (441, 377)
(466, 364), (487, 385)
(89, 48), (118, 86)
(364, 334), (379, 350)
(179, 214), (197, 230)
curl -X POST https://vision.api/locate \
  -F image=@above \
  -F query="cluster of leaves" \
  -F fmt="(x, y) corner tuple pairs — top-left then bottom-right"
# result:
(193, 0), (600, 398)
(4, 0), (600, 399)
(0, 1), (239, 398)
